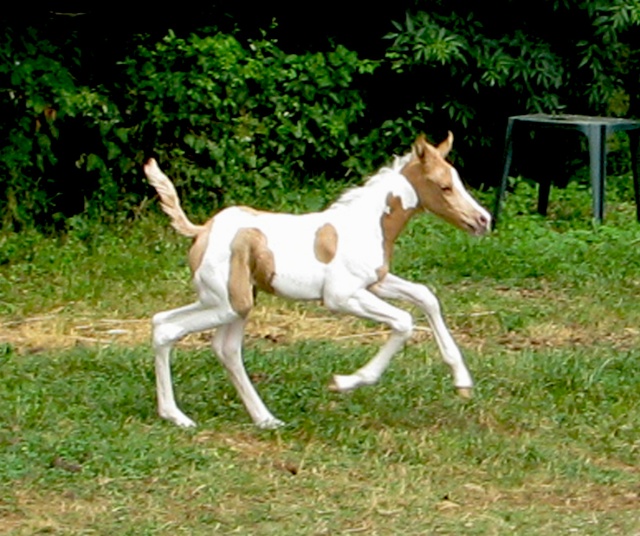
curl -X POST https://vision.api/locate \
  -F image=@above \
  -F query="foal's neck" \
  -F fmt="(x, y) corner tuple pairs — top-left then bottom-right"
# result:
(328, 167), (422, 274)
(329, 164), (419, 214)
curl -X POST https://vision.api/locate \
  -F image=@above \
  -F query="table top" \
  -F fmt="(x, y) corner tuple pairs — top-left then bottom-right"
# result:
(510, 113), (640, 129)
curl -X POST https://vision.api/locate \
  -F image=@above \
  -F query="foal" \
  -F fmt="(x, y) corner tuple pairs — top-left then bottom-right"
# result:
(144, 133), (491, 429)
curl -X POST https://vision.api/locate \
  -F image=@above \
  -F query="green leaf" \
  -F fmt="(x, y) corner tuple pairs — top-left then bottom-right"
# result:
(86, 154), (104, 172)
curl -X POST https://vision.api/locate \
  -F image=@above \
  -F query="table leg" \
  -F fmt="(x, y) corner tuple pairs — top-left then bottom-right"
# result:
(493, 118), (515, 227)
(537, 180), (551, 215)
(628, 131), (640, 222)
(587, 124), (606, 222)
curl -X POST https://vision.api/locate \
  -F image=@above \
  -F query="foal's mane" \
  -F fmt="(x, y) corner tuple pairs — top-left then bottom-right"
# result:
(330, 152), (415, 209)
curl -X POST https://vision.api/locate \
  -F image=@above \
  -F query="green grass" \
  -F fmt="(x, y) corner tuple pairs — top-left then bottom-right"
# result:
(1, 343), (638, 534)
(1, 175), (640, 534)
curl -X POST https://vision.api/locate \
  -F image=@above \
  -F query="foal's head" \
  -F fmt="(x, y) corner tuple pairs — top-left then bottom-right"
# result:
(401, 134), (491, 235)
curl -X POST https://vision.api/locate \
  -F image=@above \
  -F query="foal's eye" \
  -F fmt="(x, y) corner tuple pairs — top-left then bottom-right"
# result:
(441, 185), (453, 193)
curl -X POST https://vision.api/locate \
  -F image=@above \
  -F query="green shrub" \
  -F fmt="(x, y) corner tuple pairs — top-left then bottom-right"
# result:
(0, 27), (377, 228)
(118, 30), (377, 213)
(3, 3), (640, 230)
(0, 28), (120, 228)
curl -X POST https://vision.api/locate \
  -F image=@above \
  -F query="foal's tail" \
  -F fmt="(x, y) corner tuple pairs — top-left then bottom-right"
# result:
(144, 158), (205, 238)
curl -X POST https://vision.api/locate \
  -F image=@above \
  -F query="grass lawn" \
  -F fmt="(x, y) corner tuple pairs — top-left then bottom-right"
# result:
(1, 180), (639, 534)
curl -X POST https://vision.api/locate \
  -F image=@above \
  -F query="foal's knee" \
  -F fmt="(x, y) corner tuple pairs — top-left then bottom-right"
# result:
(211, 332), (224, 359)
(213, 334), (241, 362)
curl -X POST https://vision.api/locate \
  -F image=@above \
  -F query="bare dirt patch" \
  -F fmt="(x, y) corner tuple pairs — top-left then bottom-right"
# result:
(493, 323), (640, 352)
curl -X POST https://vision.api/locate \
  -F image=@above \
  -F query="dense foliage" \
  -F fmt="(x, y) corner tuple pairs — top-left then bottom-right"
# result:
(122, 32), (377, 211)
(1, 2), (639, 229)
(0, 26), (376, 227)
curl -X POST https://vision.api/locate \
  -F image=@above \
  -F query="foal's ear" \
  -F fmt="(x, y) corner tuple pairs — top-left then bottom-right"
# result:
(413, 134), (431, 160)
(413, 134), (440, 163)
(436, 131), (454, 158)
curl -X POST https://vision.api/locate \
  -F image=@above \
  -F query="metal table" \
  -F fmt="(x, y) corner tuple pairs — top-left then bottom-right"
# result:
(493, 114), (640, 225)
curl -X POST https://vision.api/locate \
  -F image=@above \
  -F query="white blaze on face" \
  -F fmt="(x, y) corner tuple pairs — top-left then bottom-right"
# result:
(449, 168), (492, 234)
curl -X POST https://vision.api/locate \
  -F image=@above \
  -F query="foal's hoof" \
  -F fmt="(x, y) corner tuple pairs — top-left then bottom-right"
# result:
(160, 409), (197, 428)
(328, 374), (356, 393)
(256, 417), (285, 430)
(457, 387), (473, 399)
(329, 373), (374, 392)
(327, 377), (341, 392)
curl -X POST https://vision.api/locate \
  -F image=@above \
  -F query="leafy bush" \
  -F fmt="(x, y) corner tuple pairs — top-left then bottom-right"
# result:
(0, 27), (376, 228)
(0, 28), (120, 228)
(118, 30), (376, 213)
(2, 3), (640, 230)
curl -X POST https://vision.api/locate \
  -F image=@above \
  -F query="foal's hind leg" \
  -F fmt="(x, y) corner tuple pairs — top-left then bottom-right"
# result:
(212, 318), (284, 429)
(371, 273), (474, 397)
(153, 301), (238, 427)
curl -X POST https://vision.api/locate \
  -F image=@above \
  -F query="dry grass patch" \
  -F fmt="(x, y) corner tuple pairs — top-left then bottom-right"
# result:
(0, 298), (411, 353)
(1, 488), (113, 535)
(3, 291), (639, 357)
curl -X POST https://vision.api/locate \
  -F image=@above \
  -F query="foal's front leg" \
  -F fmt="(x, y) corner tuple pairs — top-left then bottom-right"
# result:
(370, 273), (473, 397)
(326, 288), (414, 392)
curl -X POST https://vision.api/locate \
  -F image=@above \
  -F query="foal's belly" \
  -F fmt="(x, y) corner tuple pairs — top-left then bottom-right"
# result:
(270, 264), (326, 301)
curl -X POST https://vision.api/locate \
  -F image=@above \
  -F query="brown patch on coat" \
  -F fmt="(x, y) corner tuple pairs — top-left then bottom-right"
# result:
(378, 193), (417, 278)
(228, 228), (276, 317)
(375, 265), (389, 283)
(314, 223), (338, 264)
(188, 218), (214, 274)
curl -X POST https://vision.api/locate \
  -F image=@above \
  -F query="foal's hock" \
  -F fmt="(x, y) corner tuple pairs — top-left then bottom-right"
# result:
(145, 133), (491, 429)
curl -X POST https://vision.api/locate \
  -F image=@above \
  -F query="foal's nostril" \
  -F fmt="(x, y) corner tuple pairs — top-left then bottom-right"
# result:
(477, 213), (489, 227)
